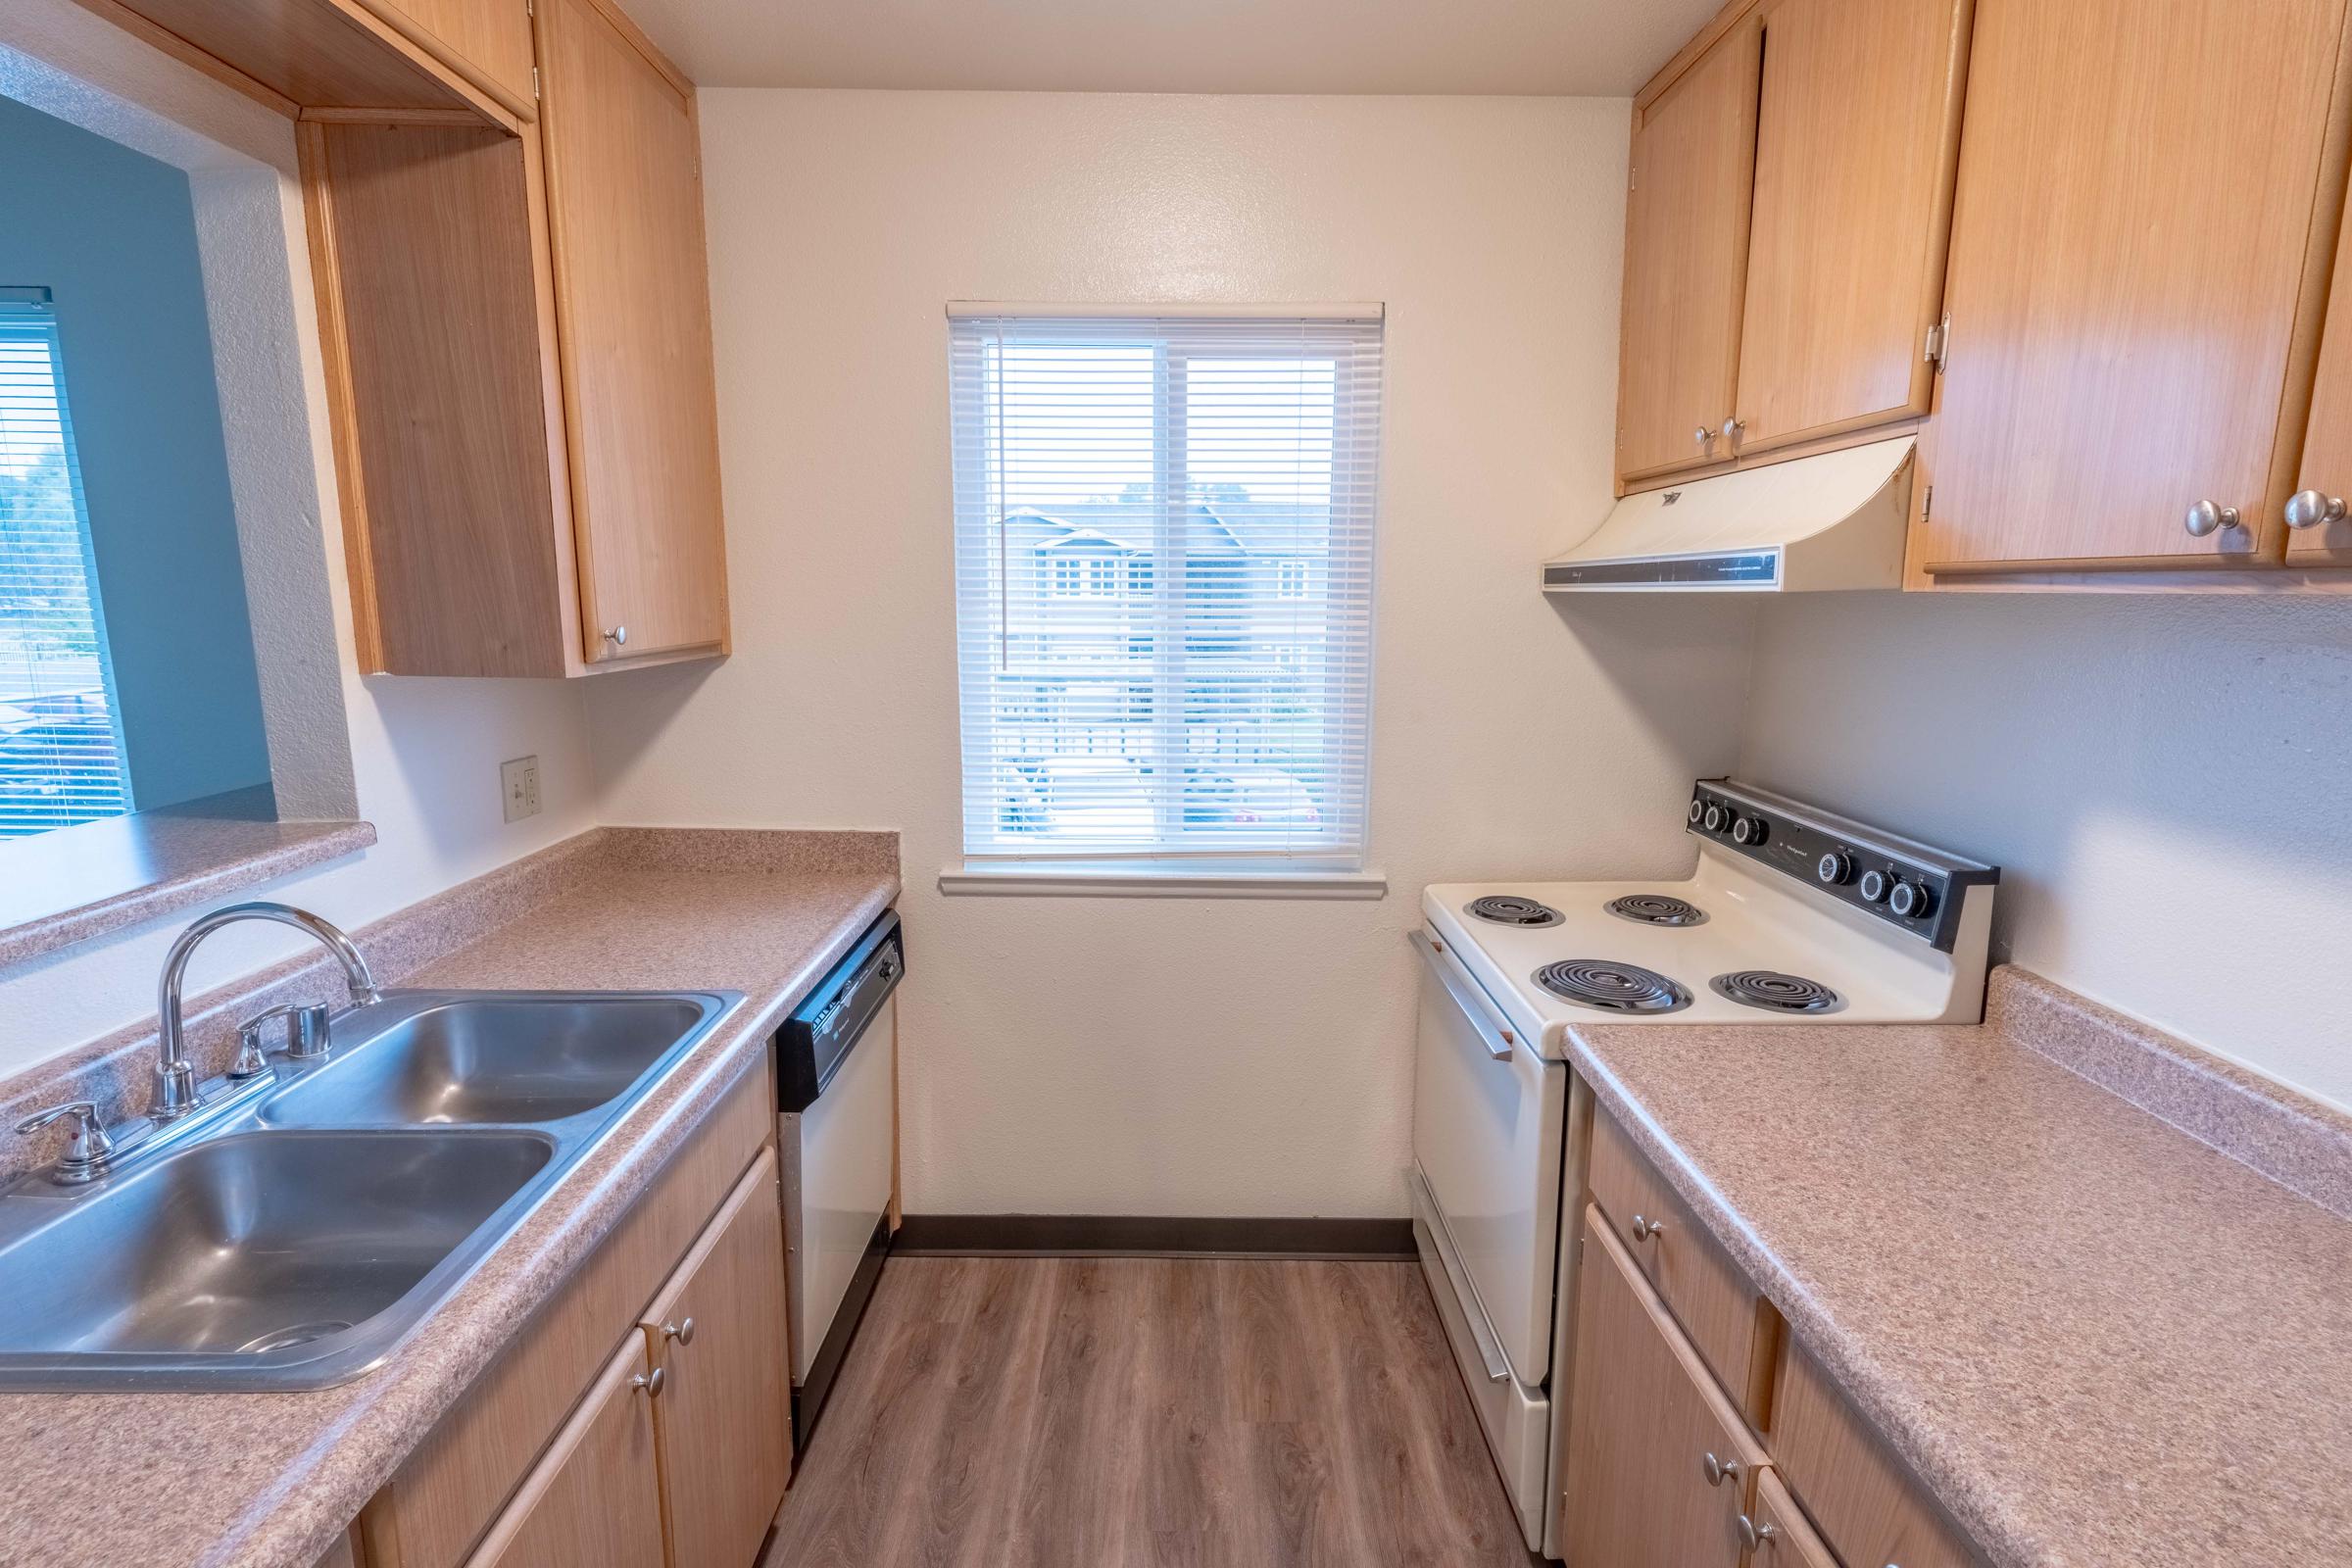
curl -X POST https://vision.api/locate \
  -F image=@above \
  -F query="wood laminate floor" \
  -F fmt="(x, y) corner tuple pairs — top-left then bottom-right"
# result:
(760, 1255), (1542, 1568)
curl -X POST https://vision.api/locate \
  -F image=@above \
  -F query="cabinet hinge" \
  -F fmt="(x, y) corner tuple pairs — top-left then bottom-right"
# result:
(1925, 315), (1951, 370)
(1922, 483), (1935, 521)
(532, 65), (542, 99)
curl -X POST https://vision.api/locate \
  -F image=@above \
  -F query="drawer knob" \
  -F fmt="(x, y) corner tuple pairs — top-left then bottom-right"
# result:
(662, 1316), (696, 1347)
(1738, 1514), (1778, 1550)
(2182, 500), (2241, 538)
(631, 1365), (666, 1398)
(603, 624), (630, 647)
(1629, 1213), (1666, 1242)
(2285, 489), (2348, 529)
(1701, 1451), (1743, 1488)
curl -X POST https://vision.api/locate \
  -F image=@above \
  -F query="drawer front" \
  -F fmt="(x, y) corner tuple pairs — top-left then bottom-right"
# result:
(1772, 1334), (1980, 1568)
(1589, 1103), (1773, 1416)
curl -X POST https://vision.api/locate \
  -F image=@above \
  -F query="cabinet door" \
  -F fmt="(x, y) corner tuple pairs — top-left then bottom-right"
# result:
(1916, 0), (2352, 572)
(1770, 1334), (1978, 1568)
(365, 0), (538, 115)
(462, 1337), (665, 1568)
(2289, 189), (2352, 564)
(1734, 0), (1973, 453)
(643, 1148), (791, 1568)
(1618, 15), (1765, 483)
(1562, 1206), (1762, 1568)
(537, 0), (731, 662)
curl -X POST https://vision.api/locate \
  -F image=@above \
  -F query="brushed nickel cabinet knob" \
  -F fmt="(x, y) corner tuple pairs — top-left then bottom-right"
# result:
(603, 624), (630, 647)
(632, 1365), (666, 1397)
(2182, 500), (2241, 538)
(662, 1317), (696, 1347)
(1630, 1213), (1666, 1242)
(1702, 1451), (1743, 1488)
(1738, 1514), (1779, 1550)
(2284, 489), (2347, 529)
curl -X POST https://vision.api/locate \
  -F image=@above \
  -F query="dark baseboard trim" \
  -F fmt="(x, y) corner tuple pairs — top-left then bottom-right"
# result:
(891, 1212), (1415, 1260)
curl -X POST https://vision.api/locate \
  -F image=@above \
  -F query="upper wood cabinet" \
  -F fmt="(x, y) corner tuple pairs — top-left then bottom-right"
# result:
(1735, 0), (1974, 454)
(538, 0), (731, 662)
(1618, 15), (1763, 483)
(1561, 1208), (1765, 1568)
(1914, 0), (2352, 574)
(300, 0), (730, 677)
(2288, 166), (2352, 567)
(1617, 0), (1971, 486)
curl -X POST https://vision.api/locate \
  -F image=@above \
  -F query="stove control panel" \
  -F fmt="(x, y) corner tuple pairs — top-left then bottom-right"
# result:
(1686, 780), (1997, 953)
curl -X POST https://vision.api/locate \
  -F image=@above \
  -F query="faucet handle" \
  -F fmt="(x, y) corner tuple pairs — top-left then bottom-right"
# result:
(15, 1102), (118, 1183)
(233, 1002), (334, 1077)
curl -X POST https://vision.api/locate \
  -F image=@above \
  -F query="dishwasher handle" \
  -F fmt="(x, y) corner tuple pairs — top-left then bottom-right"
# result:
(1410, 928), (1517, 1060)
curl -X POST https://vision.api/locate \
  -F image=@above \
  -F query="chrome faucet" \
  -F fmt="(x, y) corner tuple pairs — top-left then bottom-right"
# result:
(154, 902), (381, 1119)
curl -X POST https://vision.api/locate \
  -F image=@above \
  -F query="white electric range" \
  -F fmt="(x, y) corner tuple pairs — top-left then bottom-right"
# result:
(1407, 779), (1998, 1555)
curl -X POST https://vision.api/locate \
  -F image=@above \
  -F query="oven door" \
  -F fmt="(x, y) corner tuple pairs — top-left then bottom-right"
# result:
(1409, 925), (1564, 1387)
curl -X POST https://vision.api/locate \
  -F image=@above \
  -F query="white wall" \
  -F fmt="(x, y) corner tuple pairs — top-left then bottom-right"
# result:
(1739, 591), (2352, 1110)
(585, 89), (1754, 1216)
(0, 2), (599, 1074)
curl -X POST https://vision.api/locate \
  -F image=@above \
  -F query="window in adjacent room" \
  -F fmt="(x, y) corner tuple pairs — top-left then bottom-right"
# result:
(949, 309), (1384, 869)
(0, 290), (130, 837)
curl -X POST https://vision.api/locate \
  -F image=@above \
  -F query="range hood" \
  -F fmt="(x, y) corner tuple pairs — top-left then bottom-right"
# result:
(1542, 435), (1915, 593)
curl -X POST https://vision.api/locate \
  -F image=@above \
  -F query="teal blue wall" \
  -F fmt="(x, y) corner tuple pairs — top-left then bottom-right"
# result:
(0, 94), (270, 811)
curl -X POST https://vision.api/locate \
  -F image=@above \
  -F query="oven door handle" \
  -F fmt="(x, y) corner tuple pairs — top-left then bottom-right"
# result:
(1410, 928), (1517, 1060)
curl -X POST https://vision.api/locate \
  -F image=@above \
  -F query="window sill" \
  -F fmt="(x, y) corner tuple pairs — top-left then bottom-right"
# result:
(0, 790), (376, 974)
(937, 861), (1388, 900)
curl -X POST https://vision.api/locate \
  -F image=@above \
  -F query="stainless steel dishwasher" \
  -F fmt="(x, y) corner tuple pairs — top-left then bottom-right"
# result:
(774, 907), (903, 1451)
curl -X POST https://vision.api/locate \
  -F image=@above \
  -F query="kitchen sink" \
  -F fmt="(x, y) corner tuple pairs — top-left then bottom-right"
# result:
(0, 987), (736, 1391)
(259, 994), (720, 1128)
(0, 1131), (551, 1371)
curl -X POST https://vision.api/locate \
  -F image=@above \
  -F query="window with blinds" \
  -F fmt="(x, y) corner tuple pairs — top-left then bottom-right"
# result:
(949, 309), (1384, 867)
(0, 288), (129, 838)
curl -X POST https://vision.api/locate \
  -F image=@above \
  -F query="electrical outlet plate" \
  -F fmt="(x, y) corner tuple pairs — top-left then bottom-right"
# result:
(501, 756), (541, 822)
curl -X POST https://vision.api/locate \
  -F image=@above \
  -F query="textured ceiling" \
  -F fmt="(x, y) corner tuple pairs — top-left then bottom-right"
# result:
(621, 0), (1723, 95)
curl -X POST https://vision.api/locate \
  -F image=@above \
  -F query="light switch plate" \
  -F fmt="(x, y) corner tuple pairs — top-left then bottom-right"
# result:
(501, 756), (541, 822)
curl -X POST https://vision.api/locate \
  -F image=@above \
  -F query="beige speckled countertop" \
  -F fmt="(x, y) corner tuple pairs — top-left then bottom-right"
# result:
(1566, 969), (2352, 1568)
(0, 834), (898, 1568)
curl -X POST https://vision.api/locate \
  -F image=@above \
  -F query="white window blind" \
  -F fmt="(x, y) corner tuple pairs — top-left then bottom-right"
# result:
(950, 309), (1384, 867)
(0, 288), (129, 838)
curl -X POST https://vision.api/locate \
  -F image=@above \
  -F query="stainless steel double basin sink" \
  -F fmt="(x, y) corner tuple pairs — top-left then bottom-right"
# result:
(0, 990), (737, 1393)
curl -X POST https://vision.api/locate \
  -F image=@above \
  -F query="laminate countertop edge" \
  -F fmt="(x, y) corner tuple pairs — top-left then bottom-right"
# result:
(0, 858), (901, 1568)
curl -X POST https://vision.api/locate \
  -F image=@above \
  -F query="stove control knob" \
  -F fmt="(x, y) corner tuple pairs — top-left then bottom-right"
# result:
(1731, 814), (1768, 847)
(1887, 878), (1936, 921)
(1817, 851), (1854, 886)
(1857, 868), (1890, 904)
(1688, 798), (1707, 826)
(1702, 801), (1735, 834)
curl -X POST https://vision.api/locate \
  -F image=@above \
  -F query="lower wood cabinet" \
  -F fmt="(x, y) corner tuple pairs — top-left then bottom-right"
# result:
(464, 1336), (667, 1568)
(1566, 1112), (1986, 1568)
(1562, 1205), (1765, 1568)
(458, 1147), (789, 1568)
(638, 1148), (793, 1568)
